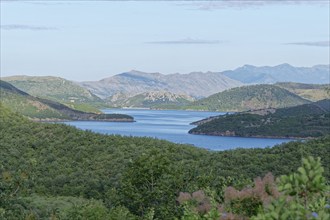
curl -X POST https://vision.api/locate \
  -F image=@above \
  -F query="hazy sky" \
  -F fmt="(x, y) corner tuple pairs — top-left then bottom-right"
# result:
(1, 0), (329, 81)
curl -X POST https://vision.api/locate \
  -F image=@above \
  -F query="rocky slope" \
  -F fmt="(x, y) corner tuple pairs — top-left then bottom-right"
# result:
(80, 70), (242, 99)
(107, 91), (195, 108)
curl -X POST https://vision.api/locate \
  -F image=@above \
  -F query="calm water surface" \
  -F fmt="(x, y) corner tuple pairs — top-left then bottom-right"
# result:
(64, 109), (296, 151)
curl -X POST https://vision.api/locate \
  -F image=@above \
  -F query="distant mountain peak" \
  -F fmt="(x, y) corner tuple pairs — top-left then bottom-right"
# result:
(275, 63), (294, 68)
(242, 64), (256, 69)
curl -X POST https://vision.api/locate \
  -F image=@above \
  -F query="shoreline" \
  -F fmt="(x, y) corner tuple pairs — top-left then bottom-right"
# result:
(29, 118), (135, 123)
(188, 131), (311, 140)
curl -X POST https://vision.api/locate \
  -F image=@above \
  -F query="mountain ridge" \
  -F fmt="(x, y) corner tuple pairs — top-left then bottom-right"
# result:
(222, 63), (329, 84)
(107, 90), (195, 108)
(80, 70), (243, 99)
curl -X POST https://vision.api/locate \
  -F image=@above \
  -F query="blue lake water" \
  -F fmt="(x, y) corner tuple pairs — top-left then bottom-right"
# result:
(64, 109), (296, 151)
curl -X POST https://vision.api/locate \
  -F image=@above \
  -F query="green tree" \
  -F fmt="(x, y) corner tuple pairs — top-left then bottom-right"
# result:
(252, 156), (330, 220)
(118, 149), (180, 219)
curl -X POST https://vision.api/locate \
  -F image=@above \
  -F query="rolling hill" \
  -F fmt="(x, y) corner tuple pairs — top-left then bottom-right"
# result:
(2, 75), (105, 113)
(0, 80), (133, 121)
(189, 99), (330, 138)
(222, 63), (330, 84)
(80, 70), (242, 99)
(184, 84), (310, 112)
(275, 82), (330, 101)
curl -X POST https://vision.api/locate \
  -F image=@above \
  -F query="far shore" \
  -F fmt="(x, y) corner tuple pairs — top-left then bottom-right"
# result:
(29, 118), (135, 123)
(188, 131), (310, 140)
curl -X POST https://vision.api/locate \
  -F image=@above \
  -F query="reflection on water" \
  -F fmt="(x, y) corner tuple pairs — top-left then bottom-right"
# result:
(64, 109), (295, 151)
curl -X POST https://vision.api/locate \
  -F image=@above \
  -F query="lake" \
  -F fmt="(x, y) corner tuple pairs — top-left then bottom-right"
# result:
(64, 109), (296, 151)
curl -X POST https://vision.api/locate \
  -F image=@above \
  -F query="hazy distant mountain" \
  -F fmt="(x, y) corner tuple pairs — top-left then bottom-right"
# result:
(222, 64), (330, 84)
(184, 84), (310, 112)
(107, 91), (195, 108)
(80, 70), (242, 99)
(2, 75), (105, 113)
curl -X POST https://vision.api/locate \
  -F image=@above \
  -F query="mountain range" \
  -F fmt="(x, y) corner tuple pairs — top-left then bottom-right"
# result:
(222, 63), (329, 84)
(1, 64), (329, 110)
(80, 70), (243, 99)
(107, 91), (195, 108)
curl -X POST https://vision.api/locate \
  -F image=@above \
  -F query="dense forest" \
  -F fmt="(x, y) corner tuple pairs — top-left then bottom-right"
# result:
(1, 103), (329, 219)
(190, 99), (330, 138)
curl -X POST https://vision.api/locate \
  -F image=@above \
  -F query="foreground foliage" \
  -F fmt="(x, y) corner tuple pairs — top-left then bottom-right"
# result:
(1, 103), (329, 219)
(181, 157), (329, 220)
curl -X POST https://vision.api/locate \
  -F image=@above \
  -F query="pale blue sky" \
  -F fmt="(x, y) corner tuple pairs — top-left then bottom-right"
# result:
(1, 0), (329, 81)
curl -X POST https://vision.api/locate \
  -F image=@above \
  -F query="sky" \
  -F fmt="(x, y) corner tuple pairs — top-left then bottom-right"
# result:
(1, 0), (329, 81)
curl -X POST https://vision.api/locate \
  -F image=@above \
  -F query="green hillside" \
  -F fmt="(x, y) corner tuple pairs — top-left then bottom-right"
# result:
(185, 84), (310, 112)
(275, 82), (330, 101)
(189, 99), (330, 138)
(0, 80), (133, 121)
(1, 104), (329, 219)
(2, 75), (105, 113)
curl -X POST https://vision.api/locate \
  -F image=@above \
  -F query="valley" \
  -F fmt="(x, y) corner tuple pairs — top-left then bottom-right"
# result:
(2, 2), (330, 219)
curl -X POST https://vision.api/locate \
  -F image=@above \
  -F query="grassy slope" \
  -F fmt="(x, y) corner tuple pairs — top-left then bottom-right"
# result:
(189, 100), (330, 138)
(275, 82), (330, 101)
(2, 75), (105, 113)
(0, 81), (70, 119)
(184, 84), (310, 112)
(0, 80), (133, 121)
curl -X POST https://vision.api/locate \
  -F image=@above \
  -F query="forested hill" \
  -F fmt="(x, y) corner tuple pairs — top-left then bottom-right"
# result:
(1, 104), (329, 219)
(184, 84), (310, 112)
(2, 75), (105, 113)
(0, 80), (133, 121)
(189, 99), (330, 138)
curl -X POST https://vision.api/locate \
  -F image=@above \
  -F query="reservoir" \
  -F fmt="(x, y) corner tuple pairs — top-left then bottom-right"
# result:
(64, 109), (295, 151)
